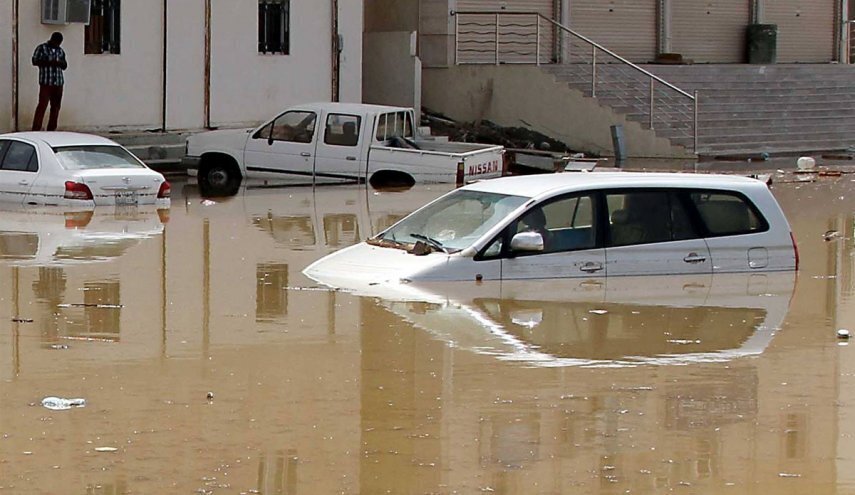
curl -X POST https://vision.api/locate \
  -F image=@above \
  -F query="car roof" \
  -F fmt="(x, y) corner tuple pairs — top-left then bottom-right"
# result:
(0, 131), (121, 147)
(290, 102), (412, 115)
(464, 171), (765, 199)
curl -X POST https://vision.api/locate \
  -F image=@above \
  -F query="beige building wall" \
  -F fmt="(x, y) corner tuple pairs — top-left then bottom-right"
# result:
(363, 32), (422, 112)
(423, 65), (691, 158)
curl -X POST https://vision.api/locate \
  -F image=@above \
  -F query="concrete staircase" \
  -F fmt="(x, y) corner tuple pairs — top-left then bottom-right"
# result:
(544, 64), (855, 157)
(99, 130), (189, 174)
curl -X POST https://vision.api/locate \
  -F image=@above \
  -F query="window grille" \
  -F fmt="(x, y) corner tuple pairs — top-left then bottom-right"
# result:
(259, 0), (290, 54)
(85, 0), (120, 54)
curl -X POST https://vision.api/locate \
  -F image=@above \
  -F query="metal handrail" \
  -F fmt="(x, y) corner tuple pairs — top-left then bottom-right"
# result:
(451, 10), (699, 153)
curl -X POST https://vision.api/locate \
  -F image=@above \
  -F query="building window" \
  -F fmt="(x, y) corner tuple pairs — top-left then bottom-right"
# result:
(85, 0), (121, 55)
(259, 0), (290, 54)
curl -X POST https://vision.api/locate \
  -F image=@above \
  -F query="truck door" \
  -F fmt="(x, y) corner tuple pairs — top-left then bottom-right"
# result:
(244, 110), (317, 180)
(313, 112), (367, 183)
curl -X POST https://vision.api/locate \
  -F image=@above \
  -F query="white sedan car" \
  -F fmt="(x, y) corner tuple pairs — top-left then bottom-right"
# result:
(304, 172), (798, 286)
(0, 132), (170, 207)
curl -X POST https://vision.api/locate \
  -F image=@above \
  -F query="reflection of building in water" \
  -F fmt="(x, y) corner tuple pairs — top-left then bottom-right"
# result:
(253, 214), (316, 248)
(323, 214), (360, 247)
(0, 232), (38, 260)
(257, 263), (289, 322)
(255, 449), (298, 495)
(61, 280), (122, 342)
(85, 479), (128, 495)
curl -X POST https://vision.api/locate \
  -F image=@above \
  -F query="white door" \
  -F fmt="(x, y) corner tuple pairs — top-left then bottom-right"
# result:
(604, 190), (712, 276)
(0, 139), (38, 205)
(244, 110), (318, 180)
(495, 193), (607, 280)
(687, 190), (771, 272)
(314, 112), (367, 183)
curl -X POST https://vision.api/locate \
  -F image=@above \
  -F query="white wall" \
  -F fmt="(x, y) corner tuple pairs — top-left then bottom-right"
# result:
(166, 0), (206, 131)
(0, 0), (363, 133)
(210, 0), (333, 127)
(18, 0), (164, 131)
(0, 0), (11, 131)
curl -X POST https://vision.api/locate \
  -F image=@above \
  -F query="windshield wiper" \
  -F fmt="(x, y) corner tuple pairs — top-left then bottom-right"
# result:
(410, 233), (449, 254)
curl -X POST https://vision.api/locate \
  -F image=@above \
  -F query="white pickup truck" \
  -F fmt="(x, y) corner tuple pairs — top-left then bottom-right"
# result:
(182, 102), (505, 193)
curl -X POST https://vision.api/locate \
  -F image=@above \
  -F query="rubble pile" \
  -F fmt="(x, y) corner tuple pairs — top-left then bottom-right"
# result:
(422, 110), (580, 154)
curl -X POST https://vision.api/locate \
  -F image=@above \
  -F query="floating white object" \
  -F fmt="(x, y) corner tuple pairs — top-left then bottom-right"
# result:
(94, 447), (118, 452)
(838, 329), (851, 339)
(796, 156), (816, 170)
(41, 397), (86, 410)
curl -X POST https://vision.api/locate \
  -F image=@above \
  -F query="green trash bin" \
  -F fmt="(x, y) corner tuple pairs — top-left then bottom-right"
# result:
(747, 24), (777, 64)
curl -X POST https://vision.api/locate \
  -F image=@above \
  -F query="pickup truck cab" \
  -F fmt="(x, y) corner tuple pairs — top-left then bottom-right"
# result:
(183, 102), (505, 194)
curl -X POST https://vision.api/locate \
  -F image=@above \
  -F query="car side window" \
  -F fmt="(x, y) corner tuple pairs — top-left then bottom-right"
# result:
(689, 191), (767, 236)
(606, 190), (698, 247)
(324, 114), (361, 147)
(254, 111), (317, 143)
(0, 141), (38, 173)
(488, 194), (597, 258)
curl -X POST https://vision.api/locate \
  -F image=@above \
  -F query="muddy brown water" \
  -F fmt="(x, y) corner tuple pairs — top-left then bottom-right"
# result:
(1, 172), (855, 494)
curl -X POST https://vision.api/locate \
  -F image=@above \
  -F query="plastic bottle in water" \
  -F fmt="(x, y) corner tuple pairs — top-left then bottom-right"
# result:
(41, 397), (86, 410)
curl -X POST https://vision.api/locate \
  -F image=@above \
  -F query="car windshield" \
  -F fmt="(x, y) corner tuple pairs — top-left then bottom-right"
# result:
(375, 189), (529, 252)
(53, 145), (146, 170)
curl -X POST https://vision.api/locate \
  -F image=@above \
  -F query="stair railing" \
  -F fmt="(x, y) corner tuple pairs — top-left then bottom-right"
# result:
(452, 10), (699, 154)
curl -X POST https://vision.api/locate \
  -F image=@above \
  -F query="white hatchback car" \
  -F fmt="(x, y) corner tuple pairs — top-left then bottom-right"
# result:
(0, 132), (170, 207)
(304, 172), (798, 285)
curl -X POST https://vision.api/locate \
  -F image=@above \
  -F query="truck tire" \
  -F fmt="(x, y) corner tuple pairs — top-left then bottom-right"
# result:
(199, 155), (241, 197)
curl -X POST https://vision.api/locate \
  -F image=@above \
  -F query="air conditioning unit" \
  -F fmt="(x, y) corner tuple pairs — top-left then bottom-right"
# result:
(42, 0), (92, 25)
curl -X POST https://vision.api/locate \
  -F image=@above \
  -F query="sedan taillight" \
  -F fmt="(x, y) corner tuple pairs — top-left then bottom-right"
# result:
(64, 181), (93, 200)
(157, 180), (171, 199)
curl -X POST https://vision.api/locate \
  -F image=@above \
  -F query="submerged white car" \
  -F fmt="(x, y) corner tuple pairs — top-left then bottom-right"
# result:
(0, 132), (171, 207)
(304, 172), (798, 285)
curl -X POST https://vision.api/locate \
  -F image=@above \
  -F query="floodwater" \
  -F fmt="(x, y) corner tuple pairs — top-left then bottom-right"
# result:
(1, 171), (855, 495)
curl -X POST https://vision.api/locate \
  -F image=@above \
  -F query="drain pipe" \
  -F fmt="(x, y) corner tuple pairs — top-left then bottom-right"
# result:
(331, 0), (340, 102)
(204, 0), (212, 128)
(12, 0), (19, 131)
(161, 0), (168, 130)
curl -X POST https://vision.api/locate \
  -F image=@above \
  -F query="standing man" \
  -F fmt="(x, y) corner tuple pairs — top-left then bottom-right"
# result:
(31, 32), (67, 131)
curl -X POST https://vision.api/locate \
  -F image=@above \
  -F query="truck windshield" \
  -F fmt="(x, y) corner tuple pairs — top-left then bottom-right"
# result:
(374, 190), (528, 252)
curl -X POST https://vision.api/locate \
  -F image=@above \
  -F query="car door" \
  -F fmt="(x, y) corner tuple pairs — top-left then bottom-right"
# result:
(604, 189), (712, 276)
(0, 139), (39, 205)
(490, 193), (607, 280)
(687, 190), (771, 272)
(243, 110), (318, 180)
(313, 112), (367, 183)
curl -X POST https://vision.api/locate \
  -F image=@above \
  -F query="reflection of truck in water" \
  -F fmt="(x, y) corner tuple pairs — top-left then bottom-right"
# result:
(182, 103), (506, 194)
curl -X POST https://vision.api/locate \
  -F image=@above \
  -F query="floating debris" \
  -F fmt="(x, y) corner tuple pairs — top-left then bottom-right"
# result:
(41, 397), (86, 411)
(11, 318), (33, 323)
(57, 303), (123, 309)
(588, 309), (608, 315)
(838, 329), (851, 340)
(824, 230), (841, 241)
(94, 447), (118, 453)
(201, 199), (217, 206)
(778, 473), (802, 478)
(206, 392), (215, 401)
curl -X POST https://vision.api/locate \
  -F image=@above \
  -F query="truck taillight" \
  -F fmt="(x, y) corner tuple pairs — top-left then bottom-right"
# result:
(64, 181), (93, 200)
(157, 180), (171, 199)
(790, 232), (799, 270)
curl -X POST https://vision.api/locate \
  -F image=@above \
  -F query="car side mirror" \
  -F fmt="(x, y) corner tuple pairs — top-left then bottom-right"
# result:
(510, 231), (544, 252)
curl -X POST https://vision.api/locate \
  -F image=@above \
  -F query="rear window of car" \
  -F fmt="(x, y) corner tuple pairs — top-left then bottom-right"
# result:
(53, 145), (146, 170)
(689, 191), (767, 236)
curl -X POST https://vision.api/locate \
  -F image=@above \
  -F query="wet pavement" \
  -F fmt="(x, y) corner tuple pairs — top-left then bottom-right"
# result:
(1, 167), (855, 494)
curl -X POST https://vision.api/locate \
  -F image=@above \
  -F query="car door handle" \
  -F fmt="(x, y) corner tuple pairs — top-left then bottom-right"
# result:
(346, 156), (357, 161)
(18, 180), (29, 185)
(579, 261), (604, 273)
(301, 152), (312, 157)
(683, 252), (707, 264)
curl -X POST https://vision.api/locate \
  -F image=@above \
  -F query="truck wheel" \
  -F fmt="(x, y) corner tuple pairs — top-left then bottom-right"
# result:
(199, 156), (241, 197)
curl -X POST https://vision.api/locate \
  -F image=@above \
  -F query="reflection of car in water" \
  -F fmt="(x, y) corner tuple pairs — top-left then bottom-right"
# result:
(0, 206), (166, 266)
(348, 272), (795, 366)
